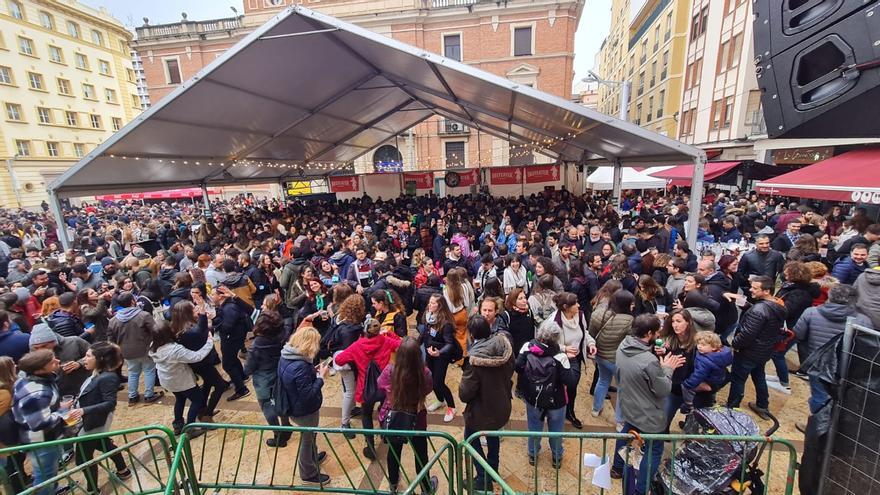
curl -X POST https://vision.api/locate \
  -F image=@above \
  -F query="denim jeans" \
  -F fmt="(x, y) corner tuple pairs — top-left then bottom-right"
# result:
(770, 338), (800, 386)
(339, 368), (356, 427)
(172, 386), (206, 426)
(125, 356), (157, 399)
(29, 445), (62, 495)
(592, 357), (616, 413)
(726, 356), (770, 410)
(464, 427), (500, 486)
(524, 402), (565, 459)
(612, 422), (664, 495)
(808, 376), (830, 414)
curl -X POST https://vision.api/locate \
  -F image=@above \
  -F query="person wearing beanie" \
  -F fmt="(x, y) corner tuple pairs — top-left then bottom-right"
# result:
(29, 323), (90, 398)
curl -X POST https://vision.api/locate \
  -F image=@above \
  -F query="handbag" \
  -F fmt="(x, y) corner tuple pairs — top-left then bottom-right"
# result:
(383, 409), (418, 444)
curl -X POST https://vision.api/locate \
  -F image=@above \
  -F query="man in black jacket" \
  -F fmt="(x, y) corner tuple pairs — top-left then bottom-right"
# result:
(726, 276), (786, 419)
(737, 234), (785, 289)
(698, 260), (738, 343)
(212, 285), (251, 401)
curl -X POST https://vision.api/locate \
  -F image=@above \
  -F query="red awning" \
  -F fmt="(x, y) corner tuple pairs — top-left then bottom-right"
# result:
(755, 149), (880, 203)
(648, 161), (741, 186)
(95, 187), (218, 201)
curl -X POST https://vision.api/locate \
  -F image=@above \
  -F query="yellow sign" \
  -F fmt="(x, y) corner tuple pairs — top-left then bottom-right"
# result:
(286, 181), (313, 196)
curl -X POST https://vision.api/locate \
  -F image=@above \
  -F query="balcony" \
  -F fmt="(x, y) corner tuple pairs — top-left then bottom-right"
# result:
(135, 16), (244, 41)
(438, 119), (470, 136)
(429, 0), (479, 7)
(746, 111), (767, 136)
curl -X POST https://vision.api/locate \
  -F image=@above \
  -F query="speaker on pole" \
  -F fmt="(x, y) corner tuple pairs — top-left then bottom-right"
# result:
(755, 0), (880, 138)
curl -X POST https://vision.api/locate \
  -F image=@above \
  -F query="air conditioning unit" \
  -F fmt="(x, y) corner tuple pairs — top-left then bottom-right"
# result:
(447, 122), (463, 133)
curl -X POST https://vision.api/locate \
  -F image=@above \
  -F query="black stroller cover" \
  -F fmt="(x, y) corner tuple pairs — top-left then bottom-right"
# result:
(658, 407), (761, 495)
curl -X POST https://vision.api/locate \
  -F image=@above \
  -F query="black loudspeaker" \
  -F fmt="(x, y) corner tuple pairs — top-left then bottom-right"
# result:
(755, 0), (880, 138)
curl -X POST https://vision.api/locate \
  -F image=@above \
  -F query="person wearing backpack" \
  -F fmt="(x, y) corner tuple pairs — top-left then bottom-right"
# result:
(514, 319), (580, 468)
(334, 316), (401, 460)
(243, 300), (290, 447)
(320, 294), (366, 435)
(538, 292), (597, 430)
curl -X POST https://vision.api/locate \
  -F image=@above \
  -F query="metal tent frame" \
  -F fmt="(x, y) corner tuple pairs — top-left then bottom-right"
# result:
(48, 5), (706, 248)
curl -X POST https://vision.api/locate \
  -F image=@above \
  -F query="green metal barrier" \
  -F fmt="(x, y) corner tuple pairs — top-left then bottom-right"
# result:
(0, 425), (177, 495)
(166, 423), (459, 495)
(460, 430), (799, 495)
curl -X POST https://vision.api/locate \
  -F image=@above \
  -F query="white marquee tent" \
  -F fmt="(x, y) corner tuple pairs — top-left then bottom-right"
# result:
(586, 166), (672, 190)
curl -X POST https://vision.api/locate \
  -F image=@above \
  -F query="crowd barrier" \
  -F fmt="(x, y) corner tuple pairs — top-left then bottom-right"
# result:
(1, 422), (799, 495)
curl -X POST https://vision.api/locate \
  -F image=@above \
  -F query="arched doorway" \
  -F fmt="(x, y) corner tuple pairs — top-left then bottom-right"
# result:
(373, 145), (403, 172)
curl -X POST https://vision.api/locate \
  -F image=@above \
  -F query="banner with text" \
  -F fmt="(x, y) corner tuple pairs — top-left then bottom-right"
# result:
(402, 172), (434, 190)
(525, 165), (561, 184)
(329, 175), (360, 193)
(453, 169), (481, 187)
(490, 167), (523, 185)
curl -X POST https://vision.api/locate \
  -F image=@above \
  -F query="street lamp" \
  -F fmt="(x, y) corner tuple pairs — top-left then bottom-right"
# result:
(582, 70), (631, 122)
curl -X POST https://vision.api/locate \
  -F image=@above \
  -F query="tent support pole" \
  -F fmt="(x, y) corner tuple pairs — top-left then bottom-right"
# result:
(687, 155), (707, 252)
(201, 184), (211, 213)
(611, 159), (623, 210)
(48, 190), (70, 251)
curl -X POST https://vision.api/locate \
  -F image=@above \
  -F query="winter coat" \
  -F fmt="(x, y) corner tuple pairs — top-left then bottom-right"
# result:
(615, 335), (674, 433)
(589, 303), (634, 362)
(334, 333), (401, 403)
(541, 310), (595, 362)
(157, 268), (176, 297)
(528, 292), (558, 326)
(514, 339), (578, 409)
(855, 268), (880, 330)
(732, 297), (786, 364)
(502, 308), (536, 354)
(165, 287), (192, 318)
(149, 337), (214, 393)
(108, 307), (155, 359)
(831, 257), (867, 285)
(80, 299), (110, 343)
(213, 298), (252, 341)
(280, 258), (309, 310)
(47, 309), (88, 341)
(76, 371), (120, 432)
(277, 344), (324, 418)
(54, 335), (90, 397)
(778, 282), (820, 329)
(367, 273), (413, 315)
(0, 327), (30, 361)
(682, 347), (733, 390)
(418, 321), (460, 362)
(795, 303), (873, 356)
(737, 249), (785, 287)
(413, 285), (441, 323)
(458, 332), (515, 430)
(244, 331), (286, 375)
(704, 272), (738, 332)
(177, 315), (221, 376)
(12, 373), (63, 443)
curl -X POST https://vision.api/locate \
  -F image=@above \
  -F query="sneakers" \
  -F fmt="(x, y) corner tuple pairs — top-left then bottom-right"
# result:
(128, 394), (140, 406)
(609, 467), (623, 480)
(266, 437), (287, 448)
(552, 457), (563, 469)
(363, 445), (376, 461)
(748, 402), (772, 420)
(590, 409), (602, 418)
(60, 450), (74, 467)
(341, 423), (356, 439)
(424, 475), (439, 494)
(144, 391), (164, 404)
(566, 412), (583, 429)
(427, 400), (445, 412)
(767, 381), (791, 394)
(793, 370), (809, 381)
(528, 455), (537, 466)
(679, 403), (693, 415)
(227, 388), (251, 401)
(302, 473), (330, 485)
(116, 468), (132, 481)
(443, 407), (455, 423)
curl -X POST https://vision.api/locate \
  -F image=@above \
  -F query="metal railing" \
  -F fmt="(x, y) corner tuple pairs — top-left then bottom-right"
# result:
(430, 0), (479, 8)
(135, 16), (244, 40)
(166, 423), (458, 494)
(0, 426), (177, 495)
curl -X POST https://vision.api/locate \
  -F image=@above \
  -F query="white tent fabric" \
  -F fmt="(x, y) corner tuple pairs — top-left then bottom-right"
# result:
(586, 167), (672, 190)
(48, 5), (703, 198)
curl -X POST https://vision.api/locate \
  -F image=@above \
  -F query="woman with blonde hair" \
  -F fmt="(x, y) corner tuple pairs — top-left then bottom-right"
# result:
(277, 326), (330, 485)
(410, 248), (426, 271)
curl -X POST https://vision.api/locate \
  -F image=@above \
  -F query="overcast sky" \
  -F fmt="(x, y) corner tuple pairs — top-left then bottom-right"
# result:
(81, 0), (612, 87)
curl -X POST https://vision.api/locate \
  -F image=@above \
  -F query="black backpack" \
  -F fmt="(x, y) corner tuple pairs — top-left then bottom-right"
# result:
(520, 352), (561, 410)
(362, 360), (384, 404)
(273, 360), (295, 417)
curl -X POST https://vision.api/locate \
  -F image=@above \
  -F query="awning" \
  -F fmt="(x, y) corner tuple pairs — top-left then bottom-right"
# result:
(586, 167), (672, 190)
(95, 187), (219, 201)
(648, 161), (741, 186)
(755, 149), (880, 203)
(47, 5), (703, 198)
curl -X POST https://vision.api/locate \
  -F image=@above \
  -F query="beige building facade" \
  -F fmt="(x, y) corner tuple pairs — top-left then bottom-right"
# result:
(0, 0), (140, 208)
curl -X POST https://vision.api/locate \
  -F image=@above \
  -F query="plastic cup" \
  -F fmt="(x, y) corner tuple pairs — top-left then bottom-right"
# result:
(60, 395), (74, 412)
(656, 304), (666, 314)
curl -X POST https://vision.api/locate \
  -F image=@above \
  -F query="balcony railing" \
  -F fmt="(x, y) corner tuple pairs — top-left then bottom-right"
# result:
(430, 0), (478, 7)
(135, 16), (244, 40)
(747, 111), (767, 135)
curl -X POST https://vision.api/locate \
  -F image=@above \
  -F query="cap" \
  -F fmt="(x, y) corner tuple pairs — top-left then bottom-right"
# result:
(101, 256), (115, 267)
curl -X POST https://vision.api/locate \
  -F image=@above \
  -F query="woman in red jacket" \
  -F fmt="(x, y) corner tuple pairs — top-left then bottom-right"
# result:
(333, 317), (401, 460)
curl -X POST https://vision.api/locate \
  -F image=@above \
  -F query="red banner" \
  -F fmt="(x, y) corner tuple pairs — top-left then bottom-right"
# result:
(330, 175), (359, 193)
(525, 165), (561, 184)
(452, 169), (481, 187)
(490, 167), (523, 185)
(402, 172), (434, 190)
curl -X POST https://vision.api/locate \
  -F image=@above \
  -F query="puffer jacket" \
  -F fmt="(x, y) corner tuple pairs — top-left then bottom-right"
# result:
(732, 297), (786, 363)
(588, 303), (634, 362)
(704, 272), (738, 333)
(682, 347), (733, 390)
(277, 344), (324, 418)
(795, 303), (873, 355)
(459, 332), (514, 430)
(855, 268), (880, 330)
(615, 335), (674, 433)
(47, 309), (87, 340)
(831, 257), (867, 285)
(778, 282), (821, 329)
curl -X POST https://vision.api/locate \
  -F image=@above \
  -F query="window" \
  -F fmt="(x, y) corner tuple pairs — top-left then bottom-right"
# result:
(653, 26), (660, 52)
(104, 88), (117, 103)
(131, 94), (140, 108)
(699, 7), (709, 37)
(90, 30), (103, 46)
(46, 141), (58, 157)
(8, 1), (23, 20)
(665, 12), (673, 41)
(67, 21), (80, 39)
(680, 109), (695, 136)
(637, 71), (644, 95)
(0, 66), (12, 85)
(723, 97), (734, 127)
(57, 77), (71, 95)
(5, 103), (22, 121)
(691, 6), (709, 41)
(82, 83), (95, 99)
(661, 51), (669, 80)
(647, 96), (654, 122)
(27, 72), (43, 90)
(635, 103), (642, 125)
(445, 141), (465, 168)
(730, 34), (743, 69)
(164, 58), (181, 84)
(650, 61), (657, 87)
(98, 60), (110, 75)
(710, 99), (724, 129)
(685, 58), (702, 89)
(513, 26), (532, 56)
(15, 140), (30, 156)
(628, 55), (634, 76)
(443, 34), (461, 61)
(73, 143), (84, 157)
(39, 11), (54, 29)
(65, 110), (78, 126)
(744, 90), (766, 134)
(126, 68), (135, 82)
(657, 89), (665, 118)
(37, 107), (51, 123)
(18, 36), (34, 55)
(75, 53), (89, 70)
(89, 114), (101, 129)
(717, 40), (730, 74)
(112, 117), (121, 131)
(48, 45), (63, 63)
(640, 39), (647, 64)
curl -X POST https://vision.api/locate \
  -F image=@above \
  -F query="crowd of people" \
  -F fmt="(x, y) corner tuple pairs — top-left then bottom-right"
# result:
(0, 188), (878, 494)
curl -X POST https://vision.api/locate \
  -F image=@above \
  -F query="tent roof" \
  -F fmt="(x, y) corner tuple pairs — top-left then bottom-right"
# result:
(648, 161), (741, 187)
(586, 167), (671, 190)
(755, 148), (880, 203)
(49, 5), (703, 198)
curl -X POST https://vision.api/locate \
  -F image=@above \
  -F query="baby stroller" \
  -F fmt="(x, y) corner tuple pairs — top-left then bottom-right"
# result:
(653, 407), (779, 495)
